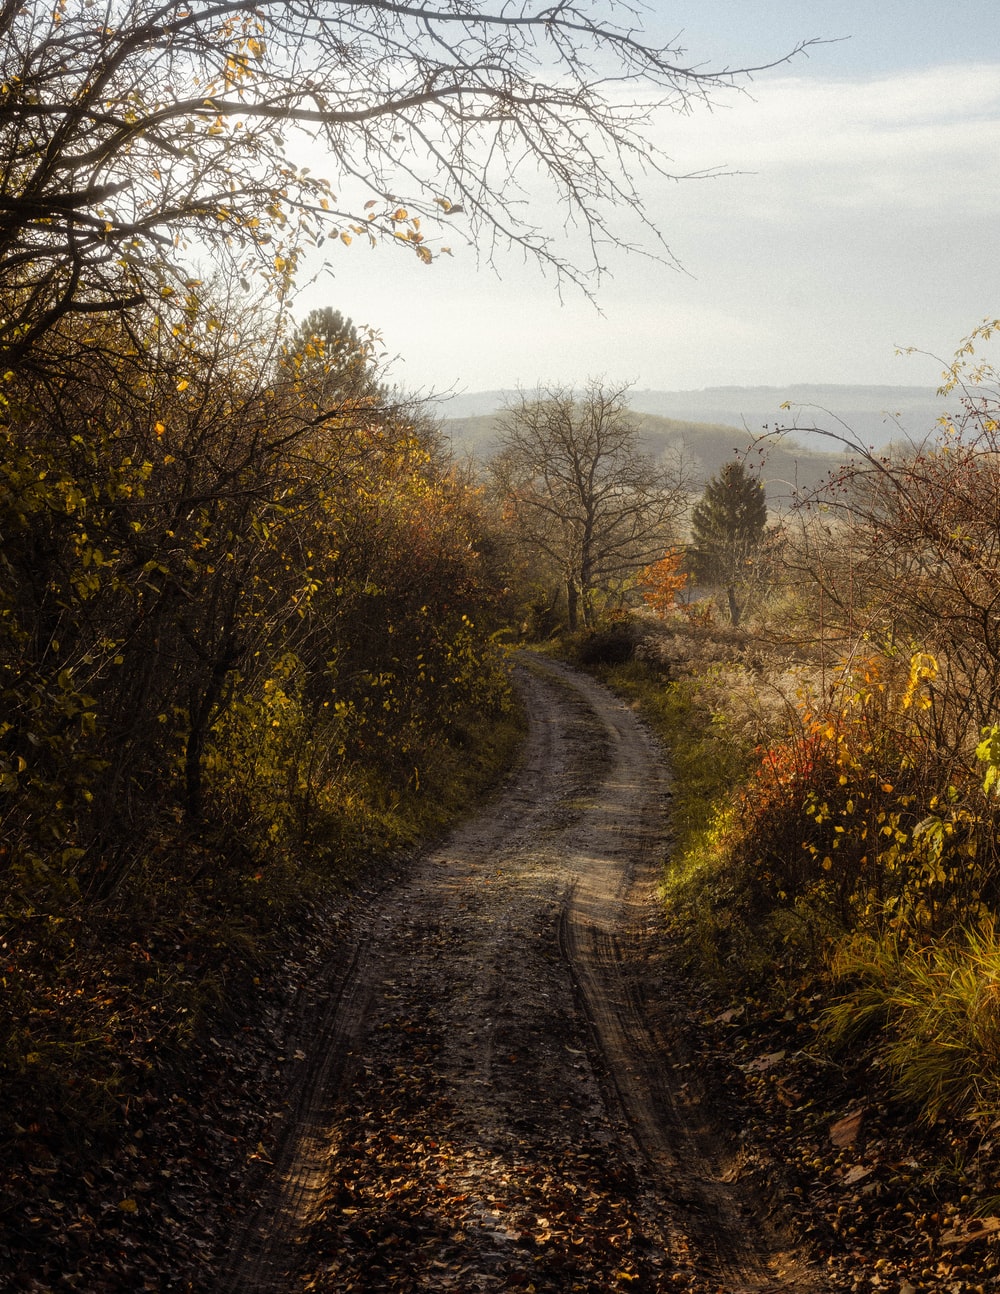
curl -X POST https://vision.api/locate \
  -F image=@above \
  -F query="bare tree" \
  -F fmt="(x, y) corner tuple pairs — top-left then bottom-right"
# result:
(490, 381), (686, 630)
(766, 353), (1000, 754)
(0, 0), (811, 370)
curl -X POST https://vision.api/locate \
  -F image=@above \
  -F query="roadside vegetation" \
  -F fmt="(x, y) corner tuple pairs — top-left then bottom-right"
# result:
(0, 296), (529, 1291)
(551, 330), (1000, 1291)
(0, 287), (521, 1228)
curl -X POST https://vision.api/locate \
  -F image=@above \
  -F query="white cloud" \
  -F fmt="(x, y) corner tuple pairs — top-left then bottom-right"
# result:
(296, 62), (1000, 395)
(656, 65), (1000, 213)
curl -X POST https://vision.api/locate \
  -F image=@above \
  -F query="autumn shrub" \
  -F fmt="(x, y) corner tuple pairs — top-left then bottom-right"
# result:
(202, 652), (356, 859)
(714, 647), (1000, 940)
(0, 292), (521, 1159)
(637, 548), (689, 618)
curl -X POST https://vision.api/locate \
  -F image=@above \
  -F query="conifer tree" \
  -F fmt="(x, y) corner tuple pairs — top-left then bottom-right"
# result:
(689, 461), (768, 625)
(284, 309), (383, 410)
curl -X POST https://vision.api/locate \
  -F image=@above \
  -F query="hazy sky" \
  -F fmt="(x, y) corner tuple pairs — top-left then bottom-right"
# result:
(293, 2), (1000, 401)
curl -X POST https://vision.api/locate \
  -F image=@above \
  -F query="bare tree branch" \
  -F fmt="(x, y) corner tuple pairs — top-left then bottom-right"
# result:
(0, 0), (813, 369)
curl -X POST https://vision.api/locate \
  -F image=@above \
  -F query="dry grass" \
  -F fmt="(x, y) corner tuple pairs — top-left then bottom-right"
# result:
(825, 922), (1000, 1123)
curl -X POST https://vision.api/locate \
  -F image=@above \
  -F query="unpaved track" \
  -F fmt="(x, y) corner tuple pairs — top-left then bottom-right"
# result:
(214, 657), (815, 1293)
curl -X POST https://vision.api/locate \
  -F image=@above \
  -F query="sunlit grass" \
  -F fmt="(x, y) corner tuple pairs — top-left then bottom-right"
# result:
(825, 921), (1000, 1124)
(596, 659), (748, 891)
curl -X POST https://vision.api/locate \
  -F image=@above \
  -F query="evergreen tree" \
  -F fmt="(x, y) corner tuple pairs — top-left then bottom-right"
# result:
(283, 308), (382, 409)
(689, 461), (768, 625)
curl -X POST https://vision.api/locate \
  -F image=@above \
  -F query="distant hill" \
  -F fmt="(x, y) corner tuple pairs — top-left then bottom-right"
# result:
(626, 385), (953, 453)
(632, 412), (841, 505)
(435, 383), (954, 457)
(436, 382), (962, 505)
(441, 408), (843, 506)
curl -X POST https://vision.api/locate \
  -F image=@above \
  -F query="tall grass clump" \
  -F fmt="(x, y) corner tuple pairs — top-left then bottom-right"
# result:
(824, 921), (1000, 1123)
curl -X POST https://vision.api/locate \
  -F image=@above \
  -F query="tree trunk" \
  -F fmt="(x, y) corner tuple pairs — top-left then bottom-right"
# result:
(184, 708), (209, 826)
(566, 579), (579, 632)
(727, 584), (742, 627)
(183, 643), (240, 826)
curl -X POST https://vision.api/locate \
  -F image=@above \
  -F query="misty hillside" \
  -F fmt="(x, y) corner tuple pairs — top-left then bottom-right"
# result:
(633, 412), (841, 504)
(436, 383), (954, 458)
(627, 384), (953, 451)
(442, 408), (843, 506)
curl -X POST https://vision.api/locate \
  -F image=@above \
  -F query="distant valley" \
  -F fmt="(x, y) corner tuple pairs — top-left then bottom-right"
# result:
(437, 383), (955, 505)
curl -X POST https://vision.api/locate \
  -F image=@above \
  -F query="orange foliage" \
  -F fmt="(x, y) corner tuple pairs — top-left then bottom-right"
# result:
(638, 548), (689, 618)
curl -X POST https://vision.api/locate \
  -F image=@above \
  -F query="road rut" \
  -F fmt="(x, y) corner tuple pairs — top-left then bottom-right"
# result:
(214, 656), (815, 1293)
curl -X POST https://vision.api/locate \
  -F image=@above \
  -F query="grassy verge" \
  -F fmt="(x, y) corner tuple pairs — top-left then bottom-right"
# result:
(585, 655), (778, 986)
(596, 659), (744, 886)
(584, 627), (1000, 1135)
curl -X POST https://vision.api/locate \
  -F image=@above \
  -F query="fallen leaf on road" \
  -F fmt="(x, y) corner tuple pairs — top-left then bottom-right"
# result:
(940, 1216), (1000, 1246)
(744, 1050), (785, 1074)
(829, 1110), (864, 1147)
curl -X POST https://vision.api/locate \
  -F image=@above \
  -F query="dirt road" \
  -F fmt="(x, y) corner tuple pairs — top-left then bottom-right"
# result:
(214, 656), (815, 1293)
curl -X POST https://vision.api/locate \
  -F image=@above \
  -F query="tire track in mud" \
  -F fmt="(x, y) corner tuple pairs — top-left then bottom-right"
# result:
(212, 931), (379, 1294)
(213, 656), (815, 1294)
(547, 660), (805, 1291)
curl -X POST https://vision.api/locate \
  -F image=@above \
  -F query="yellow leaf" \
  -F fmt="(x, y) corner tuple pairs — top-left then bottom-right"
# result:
(118, 1198), (138, 1213)
(176, 379), (189, 392)
(154, 421), (166, 435)
(340, 231), (352, 246)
